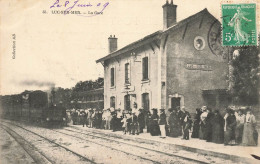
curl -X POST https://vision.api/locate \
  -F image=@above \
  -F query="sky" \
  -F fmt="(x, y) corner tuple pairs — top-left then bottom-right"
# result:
(0, 0), (222, 95)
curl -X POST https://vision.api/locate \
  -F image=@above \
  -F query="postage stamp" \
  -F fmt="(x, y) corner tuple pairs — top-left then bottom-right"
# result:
(221, 2), (258, 46)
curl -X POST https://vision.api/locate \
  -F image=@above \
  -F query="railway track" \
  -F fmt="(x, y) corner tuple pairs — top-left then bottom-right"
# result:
(2, 120), (205, 164)
(0, 125), (53, 164)
(1, 120), (237, 164)
(57, 127), (210, 164)
(2, 121), (178, 163)
(0, 122), (96, 164)
(61, 126), (237, 164)
(55, 129), (199, 164)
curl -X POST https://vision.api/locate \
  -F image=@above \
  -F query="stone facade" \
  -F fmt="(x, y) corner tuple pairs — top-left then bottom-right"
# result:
(97, 2), (229, 113)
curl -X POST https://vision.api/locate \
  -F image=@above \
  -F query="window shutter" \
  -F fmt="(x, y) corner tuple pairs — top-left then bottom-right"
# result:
(125, 63), (130, 84)
(142, 57), (148, 80)
(111, 68), (114, 87)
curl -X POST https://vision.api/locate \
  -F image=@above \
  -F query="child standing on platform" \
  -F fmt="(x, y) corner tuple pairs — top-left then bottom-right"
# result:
(121, 114), (128, 134)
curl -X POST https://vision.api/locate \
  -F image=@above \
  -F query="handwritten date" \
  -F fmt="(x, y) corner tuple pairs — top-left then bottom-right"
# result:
(50, 0), (109, 16)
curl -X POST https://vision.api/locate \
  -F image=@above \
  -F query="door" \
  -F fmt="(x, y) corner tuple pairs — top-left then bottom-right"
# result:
(124, 95), (130, 111)
(171, 97), (181, 110)
(142, 93), (149, 112)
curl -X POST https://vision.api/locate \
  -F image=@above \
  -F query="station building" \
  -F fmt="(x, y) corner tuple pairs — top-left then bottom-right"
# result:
(96, 1), (229, 113)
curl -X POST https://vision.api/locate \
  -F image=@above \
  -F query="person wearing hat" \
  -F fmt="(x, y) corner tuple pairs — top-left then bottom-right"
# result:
(181, 107), (192, 140)
(191, 108), (202, 138)
(146, 110), (152, 133)
(101, 109), (106, 129)
(168, 108), (179, 137)
(71, 108), (77, 125)
(130, 112), (139, 135)
(116, 108), (123, 131)
(212, 110), (224, 144)
(224, 108), (237, 145)
(96, 110), (103, 129)
(204, 108), (214, 142)
(159, 109), (167, 138)
(132, 102), (139, 115)
(87, 108), (93, 127)
(199, 106), (208, 140)
(126, 113), (132, 134)
(121, 114), (128, 134)
(110, 108), (117, 132)
(80, 109), (88, 127)
(242, 108), (257, 146)
(90, 108), (96, 128)
(176, 106), (183, 136)
(235, 108), (245, 144)
(105, 108), (112, 130)
(138, 108), (145, 133)
(150, 108), (160, 136)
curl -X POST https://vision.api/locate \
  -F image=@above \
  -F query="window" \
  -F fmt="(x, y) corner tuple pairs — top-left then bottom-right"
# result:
(110, 68), (115, 87)
(110, 96), (115, 108)
(142, 57), (149, 80)
(125, 63), (130, 84)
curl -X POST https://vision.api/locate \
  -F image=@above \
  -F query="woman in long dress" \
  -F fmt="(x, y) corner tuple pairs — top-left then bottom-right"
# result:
(191, 108), (202, 138)
(224, 108), (236, 145)
(235, 109), (245, 144)
(212, 110), (224, 144)
(149, 108), (160, 136)
(199, 108), (208, 140)
(242, 108), (257, 146)
(205, 108), (214, 142)
(146, 111), (152, 133)
(168, 108), (179, 137)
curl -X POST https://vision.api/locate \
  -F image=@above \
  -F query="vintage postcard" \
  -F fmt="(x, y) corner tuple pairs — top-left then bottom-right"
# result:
(0, 0), (260, 164)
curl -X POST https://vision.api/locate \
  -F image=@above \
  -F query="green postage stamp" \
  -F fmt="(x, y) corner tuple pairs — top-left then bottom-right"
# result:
(221, 2), (258, 46)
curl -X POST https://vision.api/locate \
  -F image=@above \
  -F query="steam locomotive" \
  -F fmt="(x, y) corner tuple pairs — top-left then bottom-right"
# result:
(0, 90), (67, 126)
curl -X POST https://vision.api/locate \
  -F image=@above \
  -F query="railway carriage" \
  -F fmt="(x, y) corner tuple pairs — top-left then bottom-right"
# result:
(27, 91), (48, 122)
(11, 94), (22, 120)
(1, 90), (67, 126)
(0, 95), (12, 118)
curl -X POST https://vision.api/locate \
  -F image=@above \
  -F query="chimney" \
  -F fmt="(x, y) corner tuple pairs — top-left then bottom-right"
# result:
(108, 35), (118, 53)
(162, 0), (177, 30)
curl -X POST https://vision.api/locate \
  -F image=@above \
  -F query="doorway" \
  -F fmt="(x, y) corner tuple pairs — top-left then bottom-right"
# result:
(142, 93), (149, 112)
(124, 95), (131, 111)
(171, 97), (181, 110)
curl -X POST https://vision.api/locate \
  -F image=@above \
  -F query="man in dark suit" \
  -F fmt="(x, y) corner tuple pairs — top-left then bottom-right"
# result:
(181, 107), (191, 140)
(176, 106), (184, 136)
(159, 109), (167, 138)
(138, 108), (145, 133)
(131, 112), (139, 135)
(111, 110), (117, 132)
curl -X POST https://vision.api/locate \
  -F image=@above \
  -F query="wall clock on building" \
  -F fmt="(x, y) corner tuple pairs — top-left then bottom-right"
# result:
(194, 36), (205, 50)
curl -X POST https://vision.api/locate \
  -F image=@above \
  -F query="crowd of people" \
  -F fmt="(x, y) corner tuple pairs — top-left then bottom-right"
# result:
(66, 105), (258, 147)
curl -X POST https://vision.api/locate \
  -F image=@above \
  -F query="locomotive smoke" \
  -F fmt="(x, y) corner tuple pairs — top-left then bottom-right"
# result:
(19, 80), (55, 87)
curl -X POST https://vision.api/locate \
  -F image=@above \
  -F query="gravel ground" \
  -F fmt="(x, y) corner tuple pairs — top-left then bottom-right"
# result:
(63, 126), (239, 164)
(0, 128), (35, 164)
(1, 121), (153, 164)
(0, 120), (246, 164)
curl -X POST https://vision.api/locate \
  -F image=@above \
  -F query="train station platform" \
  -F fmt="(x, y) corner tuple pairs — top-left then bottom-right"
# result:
(70, 125), (260, 164)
